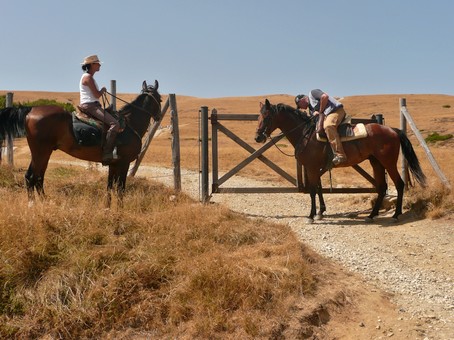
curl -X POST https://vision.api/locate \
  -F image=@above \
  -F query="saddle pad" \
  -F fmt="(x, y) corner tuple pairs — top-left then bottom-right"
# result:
(317, 123), (368, 142)
(72, 113), (102, 146)
(75, 108), (104, 130)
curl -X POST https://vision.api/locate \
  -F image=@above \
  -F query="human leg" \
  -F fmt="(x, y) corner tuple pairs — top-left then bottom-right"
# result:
(324, 108), (347, 165)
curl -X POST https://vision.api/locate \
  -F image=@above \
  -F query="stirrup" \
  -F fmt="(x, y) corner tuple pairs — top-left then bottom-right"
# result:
(332, 155), (347, 165)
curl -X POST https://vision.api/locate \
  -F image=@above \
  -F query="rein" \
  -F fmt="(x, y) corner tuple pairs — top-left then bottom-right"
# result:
(105, 90), (161, 117)
(102, 89), (161, 143)
(265, 104), (316, 158)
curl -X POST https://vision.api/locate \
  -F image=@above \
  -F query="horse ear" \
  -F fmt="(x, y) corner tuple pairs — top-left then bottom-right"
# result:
(259, 102), (264, 109)
(265, 99), (271, 108)
(154, 80), (159, 90)
(142, 81), (147, 91)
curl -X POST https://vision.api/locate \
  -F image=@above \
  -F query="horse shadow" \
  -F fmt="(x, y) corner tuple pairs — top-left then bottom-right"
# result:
(242, 209), (423, 227)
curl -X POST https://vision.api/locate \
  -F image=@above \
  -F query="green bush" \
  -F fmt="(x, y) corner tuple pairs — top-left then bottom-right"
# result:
(0, 95), (74, 112)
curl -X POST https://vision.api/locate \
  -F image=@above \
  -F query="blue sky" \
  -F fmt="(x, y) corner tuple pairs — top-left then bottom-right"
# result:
(1, 0), (453, 98)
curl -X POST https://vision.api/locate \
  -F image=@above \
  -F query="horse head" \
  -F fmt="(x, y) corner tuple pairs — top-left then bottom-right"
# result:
(255, 99), (277, 143)
(141, 80), (162, 121)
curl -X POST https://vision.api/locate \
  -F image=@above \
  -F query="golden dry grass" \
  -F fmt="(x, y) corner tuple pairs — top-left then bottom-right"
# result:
(0, 166), (316, 339)
(1, 91), (454, 338)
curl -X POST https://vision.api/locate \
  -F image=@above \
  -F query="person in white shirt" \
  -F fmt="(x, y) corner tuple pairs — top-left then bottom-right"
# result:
(79, 54), (120, 164)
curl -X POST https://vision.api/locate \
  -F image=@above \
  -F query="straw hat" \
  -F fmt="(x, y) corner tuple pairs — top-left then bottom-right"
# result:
(81, 55), (102, 65)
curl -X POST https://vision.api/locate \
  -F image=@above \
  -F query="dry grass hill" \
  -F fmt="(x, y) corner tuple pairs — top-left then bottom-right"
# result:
(1, 89), (453, 339)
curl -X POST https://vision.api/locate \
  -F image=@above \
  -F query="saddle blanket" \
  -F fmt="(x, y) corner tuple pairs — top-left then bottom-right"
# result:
(316, 123), (368, 142)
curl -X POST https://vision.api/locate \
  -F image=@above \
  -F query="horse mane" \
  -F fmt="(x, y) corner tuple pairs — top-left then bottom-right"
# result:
(275, 103), (312, 124)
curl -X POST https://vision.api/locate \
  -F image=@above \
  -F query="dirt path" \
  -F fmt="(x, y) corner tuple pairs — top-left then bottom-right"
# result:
(133, 165), (454, 340)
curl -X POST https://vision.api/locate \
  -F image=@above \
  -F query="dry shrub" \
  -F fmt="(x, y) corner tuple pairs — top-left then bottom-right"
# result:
(0, 166), (316, 339)
(404, 182), (453, 218)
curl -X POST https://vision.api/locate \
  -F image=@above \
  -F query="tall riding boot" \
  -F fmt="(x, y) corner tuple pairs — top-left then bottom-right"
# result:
(102, 129), (119, 165)
(325, 126), (347, 165)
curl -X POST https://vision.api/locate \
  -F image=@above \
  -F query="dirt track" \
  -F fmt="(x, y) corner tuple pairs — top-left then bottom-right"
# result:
(132, 165), (454, 339)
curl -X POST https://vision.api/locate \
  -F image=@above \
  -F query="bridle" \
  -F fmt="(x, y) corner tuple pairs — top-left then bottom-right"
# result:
(258, 104), (317, 158)
(105, 87), (161, 120)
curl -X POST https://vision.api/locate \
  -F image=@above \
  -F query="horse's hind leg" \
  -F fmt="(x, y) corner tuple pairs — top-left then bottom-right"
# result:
(367, 157), (387, 222)
(25, 149), (52, 203)
(386, 165), (405, 220)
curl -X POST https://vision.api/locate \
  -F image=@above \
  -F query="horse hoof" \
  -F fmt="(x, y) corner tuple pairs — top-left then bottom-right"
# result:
(305, 217), (314, 224)
(314, 214), (323, 221)
(365, 217), (374, 223)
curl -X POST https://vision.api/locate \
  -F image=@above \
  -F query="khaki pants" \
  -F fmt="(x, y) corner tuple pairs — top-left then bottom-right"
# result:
(323, 107), (346, 158)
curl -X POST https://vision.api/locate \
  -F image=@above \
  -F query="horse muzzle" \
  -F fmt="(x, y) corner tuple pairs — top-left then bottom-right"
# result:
(255, 132), (267, 143)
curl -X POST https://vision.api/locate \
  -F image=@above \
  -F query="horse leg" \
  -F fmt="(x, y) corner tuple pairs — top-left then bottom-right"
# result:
(106, 166), (114, 208)
(24, 149), (52, 204)
(386, 165), (405, 221)
(115, 162), (130, 209)
(106, 162), (129, 209)
(366, 157), (387, 222)
(315, 180), (326, 220)
(25, 163), (37, 202)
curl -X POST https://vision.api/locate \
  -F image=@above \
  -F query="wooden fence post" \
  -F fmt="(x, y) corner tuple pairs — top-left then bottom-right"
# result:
(110, 80), (116, 111)
(400, 98), (408, 187)
(169, 94), (181, 191)
(400, 98), (451, 189)
(6, 93), (14, 166)
(200, 106), (209, 203)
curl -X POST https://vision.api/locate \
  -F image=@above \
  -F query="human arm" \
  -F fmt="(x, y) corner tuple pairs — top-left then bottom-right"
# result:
(81, 74), (106, 99)
(310, 89), (329, 115)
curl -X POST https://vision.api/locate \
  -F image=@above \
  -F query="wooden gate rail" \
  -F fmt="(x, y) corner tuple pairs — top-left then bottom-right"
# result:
(211, 111), (302, 194)
(200, 107), (384, 202)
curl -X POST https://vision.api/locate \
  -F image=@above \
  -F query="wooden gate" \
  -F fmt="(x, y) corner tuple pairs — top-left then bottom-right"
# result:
(200, 106), (384, 202)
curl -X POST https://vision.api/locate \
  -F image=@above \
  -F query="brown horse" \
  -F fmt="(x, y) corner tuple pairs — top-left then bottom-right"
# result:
(0, 80), (161, 206)
(255, 99), (426, 223)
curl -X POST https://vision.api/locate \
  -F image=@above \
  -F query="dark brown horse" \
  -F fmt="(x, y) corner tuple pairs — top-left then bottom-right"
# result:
(255, 99), (426, 223)
(0, 80), (161, 206)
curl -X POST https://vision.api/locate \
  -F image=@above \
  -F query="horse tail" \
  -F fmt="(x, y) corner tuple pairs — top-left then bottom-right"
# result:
(393, 128), (427, 187)
(0, 106), (31, 140)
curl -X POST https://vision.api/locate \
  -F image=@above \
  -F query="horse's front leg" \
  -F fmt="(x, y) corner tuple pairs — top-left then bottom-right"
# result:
(106, 167), (114, 208)
(306, 185), (318, 224)
(315, 181), (326, 220)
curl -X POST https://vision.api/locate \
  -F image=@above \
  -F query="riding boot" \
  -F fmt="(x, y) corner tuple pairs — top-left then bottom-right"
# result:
(325, 126), (347, 165)
(102, 129), (119, 165)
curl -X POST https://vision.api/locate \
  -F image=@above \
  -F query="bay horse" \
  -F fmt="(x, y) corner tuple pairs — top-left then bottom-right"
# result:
(0, 80), (161, 206)
(255, 99), (426, 223)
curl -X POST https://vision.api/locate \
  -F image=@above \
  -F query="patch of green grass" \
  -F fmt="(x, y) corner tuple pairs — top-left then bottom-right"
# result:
(425, 132), (453, 143)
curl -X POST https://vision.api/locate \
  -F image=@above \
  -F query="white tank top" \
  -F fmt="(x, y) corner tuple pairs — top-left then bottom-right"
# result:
(79, 73), (100, 104)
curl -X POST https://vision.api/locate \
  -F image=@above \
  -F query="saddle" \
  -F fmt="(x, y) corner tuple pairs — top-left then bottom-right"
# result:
(316, 114), (368, 142)
(72, 106), (126, 147)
